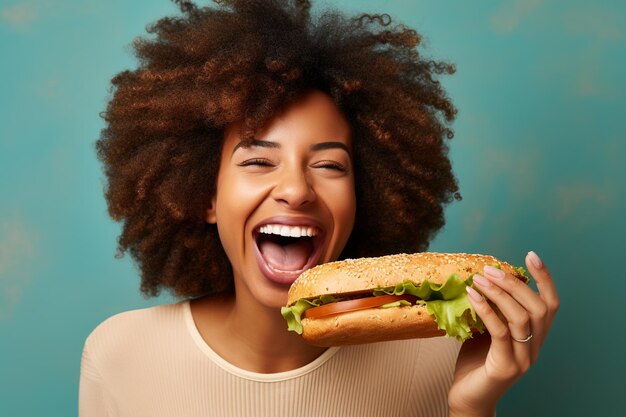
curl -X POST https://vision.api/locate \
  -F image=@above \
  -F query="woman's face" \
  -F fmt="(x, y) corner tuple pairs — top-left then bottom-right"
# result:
(207, 90), (356, 308)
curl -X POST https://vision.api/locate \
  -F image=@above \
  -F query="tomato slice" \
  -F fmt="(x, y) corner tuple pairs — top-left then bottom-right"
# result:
(303, 294), (417, 319)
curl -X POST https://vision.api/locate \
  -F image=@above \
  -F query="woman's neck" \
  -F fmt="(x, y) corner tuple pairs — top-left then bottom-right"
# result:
(190, 290), (328, 374)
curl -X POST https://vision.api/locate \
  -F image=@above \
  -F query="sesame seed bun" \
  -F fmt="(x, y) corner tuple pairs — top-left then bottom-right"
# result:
(287, 252), (525, 346)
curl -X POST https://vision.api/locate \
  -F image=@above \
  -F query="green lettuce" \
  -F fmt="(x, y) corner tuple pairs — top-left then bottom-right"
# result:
(280, 295), (341, 334)
(492, 262), (530, 284)
(281, 274), (486, 342)
(373, 275), (483, 342)
(515, 266), (530, 283)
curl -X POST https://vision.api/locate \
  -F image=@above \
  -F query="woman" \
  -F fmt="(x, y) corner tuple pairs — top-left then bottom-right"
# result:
(80, 1), (559, 416)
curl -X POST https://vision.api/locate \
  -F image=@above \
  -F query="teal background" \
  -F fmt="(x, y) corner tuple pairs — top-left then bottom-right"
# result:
(0, 0), (624, 415)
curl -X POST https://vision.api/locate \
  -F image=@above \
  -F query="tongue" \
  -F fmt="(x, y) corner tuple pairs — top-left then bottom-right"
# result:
(258, 238), (312, 271)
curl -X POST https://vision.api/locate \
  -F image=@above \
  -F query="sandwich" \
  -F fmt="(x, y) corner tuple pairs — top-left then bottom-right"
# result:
(281, 252), (528, 346)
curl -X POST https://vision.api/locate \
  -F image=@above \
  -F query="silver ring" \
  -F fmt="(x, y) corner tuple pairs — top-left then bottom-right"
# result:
(512, 333), (533, 343)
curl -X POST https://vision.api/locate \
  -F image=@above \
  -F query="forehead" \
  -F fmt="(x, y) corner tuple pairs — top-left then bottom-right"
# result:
(223, 90), (351, 150)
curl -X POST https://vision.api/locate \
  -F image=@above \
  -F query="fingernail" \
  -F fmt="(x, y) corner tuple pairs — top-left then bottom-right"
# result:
(528, 251), (543, 269)
(484, 265), (505, 280)
(466, 286), (483, 302)
(472, 274), (491, 287)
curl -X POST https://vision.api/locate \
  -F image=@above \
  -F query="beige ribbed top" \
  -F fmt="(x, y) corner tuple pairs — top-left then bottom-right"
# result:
(79, 300), (461, 417)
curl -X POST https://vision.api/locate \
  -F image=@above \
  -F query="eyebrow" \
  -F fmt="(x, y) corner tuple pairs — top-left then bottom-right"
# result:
(232, 139), (280, 154)
(232, 139), (351, 156)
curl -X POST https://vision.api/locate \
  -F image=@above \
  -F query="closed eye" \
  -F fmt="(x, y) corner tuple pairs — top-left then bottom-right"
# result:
(237, 158), (275, 167)
(311, 160), (348, 173)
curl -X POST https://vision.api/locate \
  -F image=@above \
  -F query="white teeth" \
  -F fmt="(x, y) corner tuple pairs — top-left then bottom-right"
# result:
(258, 224), (319, 237)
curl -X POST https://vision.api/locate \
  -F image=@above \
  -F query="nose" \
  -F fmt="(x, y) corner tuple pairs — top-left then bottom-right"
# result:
(271, 167), (316, 209)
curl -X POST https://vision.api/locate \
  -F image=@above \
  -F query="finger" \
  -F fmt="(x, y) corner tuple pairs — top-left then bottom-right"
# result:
(465, 285), (519, 380)
(523, 255), (558, 362)
(482, 265), (548, 352)
(472, 274), (531, 366)
(526, 251), (560, 331)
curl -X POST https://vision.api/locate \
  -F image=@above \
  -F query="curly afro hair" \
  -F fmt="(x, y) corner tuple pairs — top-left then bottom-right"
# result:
(96, 0), (460, 299)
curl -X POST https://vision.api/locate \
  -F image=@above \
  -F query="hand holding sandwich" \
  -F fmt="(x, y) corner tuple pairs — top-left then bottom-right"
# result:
(282, 250), (559, 415)
(447, 251), (560, 417)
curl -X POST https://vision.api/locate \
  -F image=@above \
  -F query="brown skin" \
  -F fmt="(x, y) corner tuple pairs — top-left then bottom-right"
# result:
(207, 91), (355, 310)
(191, 90), (355, 373)
(191, 294), (326, 373)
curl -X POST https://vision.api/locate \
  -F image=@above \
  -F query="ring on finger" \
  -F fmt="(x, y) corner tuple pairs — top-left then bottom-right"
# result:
(512, 333), (533, 343)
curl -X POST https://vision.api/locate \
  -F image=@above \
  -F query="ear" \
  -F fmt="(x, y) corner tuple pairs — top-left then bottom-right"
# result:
(205, 197), (217, 224)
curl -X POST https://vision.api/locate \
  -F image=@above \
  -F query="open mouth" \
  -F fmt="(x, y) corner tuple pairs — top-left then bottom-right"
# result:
(253, 222), (325, 285)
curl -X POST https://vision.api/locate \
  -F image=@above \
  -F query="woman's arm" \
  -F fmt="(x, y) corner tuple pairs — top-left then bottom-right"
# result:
(79, 340), (114, 417)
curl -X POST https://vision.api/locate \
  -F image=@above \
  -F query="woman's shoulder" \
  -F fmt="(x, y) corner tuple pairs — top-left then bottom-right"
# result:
(80, 300), (194, 384)
(83, 300), (189, 354)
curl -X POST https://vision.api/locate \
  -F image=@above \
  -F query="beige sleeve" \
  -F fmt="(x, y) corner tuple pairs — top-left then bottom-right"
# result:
(78, 339), (115, 417)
